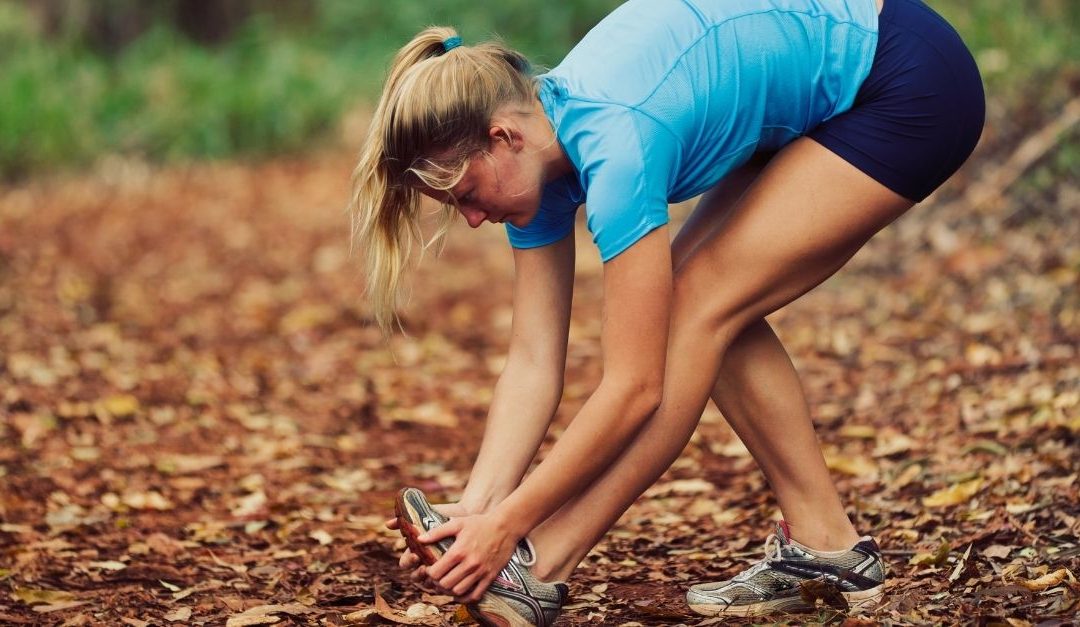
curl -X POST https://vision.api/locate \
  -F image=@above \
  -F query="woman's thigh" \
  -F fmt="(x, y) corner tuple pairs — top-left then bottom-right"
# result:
(671, 152), (775, 268)
(672, 136), (913, 334)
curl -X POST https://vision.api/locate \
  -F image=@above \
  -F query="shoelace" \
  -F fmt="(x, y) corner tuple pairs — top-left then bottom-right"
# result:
(731, 533), (782, 582)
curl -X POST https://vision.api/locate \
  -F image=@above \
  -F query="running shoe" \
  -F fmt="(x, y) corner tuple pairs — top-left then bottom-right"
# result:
(395, 487), (569, 626)
(686, 521), (885, 617)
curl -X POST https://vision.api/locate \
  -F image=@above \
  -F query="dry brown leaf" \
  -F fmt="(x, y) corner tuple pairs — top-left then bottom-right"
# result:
(645, 478), (715, 496)
(389, 402), (459, 428)
(982, 544), (1013, 559)
(309, 529), (334, 545)
(121, 490), (174, 511)
(164, 607), (192, 622)
(910, 540), (951, 566)
(1016, 568), (1073, 591)
(12, 588), (78, 605)
(799, 578), (849, 611)
(34, 601), (89, 613)
(224, 603), (316, 627)
(100, 394), (140, 418)
(839, 424), (877, 439)
(364, 587), (444, 625)
(922, 478), (984, 507)
(824, 452), (878, 478)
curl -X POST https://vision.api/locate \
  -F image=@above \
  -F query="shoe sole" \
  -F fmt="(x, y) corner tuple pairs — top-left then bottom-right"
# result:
(688, 585), (884, 617)
(393, 488), (446, 567)
(466, 596), (535, 627)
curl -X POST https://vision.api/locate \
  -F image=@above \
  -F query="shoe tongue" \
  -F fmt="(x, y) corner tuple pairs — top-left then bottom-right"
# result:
(513, 537), (537, 566)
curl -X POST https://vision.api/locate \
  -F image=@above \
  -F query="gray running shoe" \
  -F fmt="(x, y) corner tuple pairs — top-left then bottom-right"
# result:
(395, 488), (569, 626)
(686, 521), (885, 617)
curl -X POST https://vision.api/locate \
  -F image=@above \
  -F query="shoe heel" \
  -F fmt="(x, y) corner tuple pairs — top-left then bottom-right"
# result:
(842, 585), (884, 613)
(394, 488), (441, 566)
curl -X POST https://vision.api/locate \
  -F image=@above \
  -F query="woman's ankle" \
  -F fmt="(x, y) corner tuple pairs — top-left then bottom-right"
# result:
(528, 535), (580, 583)
(784, 517), (861, 552)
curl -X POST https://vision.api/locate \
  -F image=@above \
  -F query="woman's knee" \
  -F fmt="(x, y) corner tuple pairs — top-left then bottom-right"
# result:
(671, 270), (757, 349)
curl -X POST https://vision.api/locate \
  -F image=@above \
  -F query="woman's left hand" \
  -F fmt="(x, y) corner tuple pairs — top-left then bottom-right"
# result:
(419, 512), (520, 603)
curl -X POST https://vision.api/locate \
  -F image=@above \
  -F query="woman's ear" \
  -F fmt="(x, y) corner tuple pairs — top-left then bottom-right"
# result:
(489, 123), (521, 151)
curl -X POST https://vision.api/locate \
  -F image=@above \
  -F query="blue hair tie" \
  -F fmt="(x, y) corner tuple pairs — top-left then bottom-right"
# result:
(442, 36), (463, 53)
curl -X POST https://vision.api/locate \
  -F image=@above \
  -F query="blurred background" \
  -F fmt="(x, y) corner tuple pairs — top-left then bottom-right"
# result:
(0, 0), (1076, 180)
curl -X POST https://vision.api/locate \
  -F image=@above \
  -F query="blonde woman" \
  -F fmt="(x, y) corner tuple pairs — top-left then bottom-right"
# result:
(354, 0), (984, 624)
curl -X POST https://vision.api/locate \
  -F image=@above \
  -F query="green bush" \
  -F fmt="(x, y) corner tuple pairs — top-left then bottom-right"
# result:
(0, 0), (1074, 179)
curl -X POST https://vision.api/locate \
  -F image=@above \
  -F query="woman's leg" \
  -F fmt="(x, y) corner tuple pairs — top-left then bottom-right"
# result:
(528, 137), (913, 582)
(670, 154), (860, 552)
(710, 318), (858, 551)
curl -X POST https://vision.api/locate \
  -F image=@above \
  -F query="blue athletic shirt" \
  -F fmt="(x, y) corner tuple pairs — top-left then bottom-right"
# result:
(505, 0), (879, 261)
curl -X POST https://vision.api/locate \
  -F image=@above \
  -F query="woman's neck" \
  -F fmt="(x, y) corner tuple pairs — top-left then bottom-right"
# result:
(527, 98), (574, 183)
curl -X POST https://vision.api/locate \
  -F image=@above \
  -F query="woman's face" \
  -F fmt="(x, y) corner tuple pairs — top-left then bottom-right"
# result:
(423, 130), (544, 229)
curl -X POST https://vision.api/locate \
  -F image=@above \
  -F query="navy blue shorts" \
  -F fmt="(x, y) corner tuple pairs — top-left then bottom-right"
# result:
(808, 0), (985, 202)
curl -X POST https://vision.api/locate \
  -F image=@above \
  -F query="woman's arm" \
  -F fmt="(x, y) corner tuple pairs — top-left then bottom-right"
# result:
(423, 226), (673, 599)
(458, 233), (577, 513)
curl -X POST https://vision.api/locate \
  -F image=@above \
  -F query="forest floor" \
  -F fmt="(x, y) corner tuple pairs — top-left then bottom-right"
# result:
(1, 102), (1078, 625)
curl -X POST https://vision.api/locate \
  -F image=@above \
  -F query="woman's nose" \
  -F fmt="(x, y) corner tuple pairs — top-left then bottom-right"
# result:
(461, 207), (487, 228)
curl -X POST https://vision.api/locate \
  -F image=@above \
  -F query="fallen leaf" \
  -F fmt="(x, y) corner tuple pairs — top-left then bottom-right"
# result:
(225, 604), (316, 627)
(231, 490), (267, 517)
(122, 491), (174, 511)
(839, 424), (877, 439)
(164, 607), (192, 622)
(391, 402), (459, 428)
(310, 529), (333, 545)
(644, 478), (714, 496)
(948, 544), (973, 582)
(910, 540), (951, 567)
(922, 478), (984, 507)
(420, 593), (454, 607)
(799, 578), (849, 611)
(101, 394), (140, 418)
(34, 601), (89, 613)
(12, 588), (77, 605)
(360, 587), (444, 625)
(824, 452), (878, 478)
(982, 545), (1013, 559)
(1016, 568), (1073, 591)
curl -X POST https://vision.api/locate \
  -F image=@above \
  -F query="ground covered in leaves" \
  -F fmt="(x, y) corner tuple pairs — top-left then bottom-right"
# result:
(1, 105), (1078, 624)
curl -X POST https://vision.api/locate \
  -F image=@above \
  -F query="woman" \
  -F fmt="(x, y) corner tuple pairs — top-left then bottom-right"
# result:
(352, 0), (984, 623)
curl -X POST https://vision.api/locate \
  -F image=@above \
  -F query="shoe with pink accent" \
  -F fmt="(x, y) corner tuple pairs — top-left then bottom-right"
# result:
(395, 488), (569, 626)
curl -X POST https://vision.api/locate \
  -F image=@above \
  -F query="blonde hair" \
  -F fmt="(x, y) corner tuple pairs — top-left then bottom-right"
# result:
(349, 26), (537, 332)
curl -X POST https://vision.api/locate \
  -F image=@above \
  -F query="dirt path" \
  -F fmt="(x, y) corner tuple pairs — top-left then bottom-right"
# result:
(0, 147), (1076, 625)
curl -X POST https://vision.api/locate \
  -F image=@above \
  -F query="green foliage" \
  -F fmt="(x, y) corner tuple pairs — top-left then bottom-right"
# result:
(932, 0), (1079, 96)
(0, 0), (1074, 179)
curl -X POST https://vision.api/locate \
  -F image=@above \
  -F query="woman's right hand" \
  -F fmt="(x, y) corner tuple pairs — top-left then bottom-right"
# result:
(385, 502), (476, 580)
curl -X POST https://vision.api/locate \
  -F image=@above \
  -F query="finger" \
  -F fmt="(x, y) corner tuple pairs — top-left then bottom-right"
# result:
(437, 560), (478, 592)
(427, 550), (459, 581)
(464, 570), (498, 604)
(450, 569), (484, 598)
(410, 565), (428, 582)
(399, 548), (418, 569)
(419, 518), (463, 543)
(385, 517), (400, 530)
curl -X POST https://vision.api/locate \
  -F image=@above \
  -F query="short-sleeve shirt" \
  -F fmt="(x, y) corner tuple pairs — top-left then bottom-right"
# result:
(506, 0), (879, 261)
